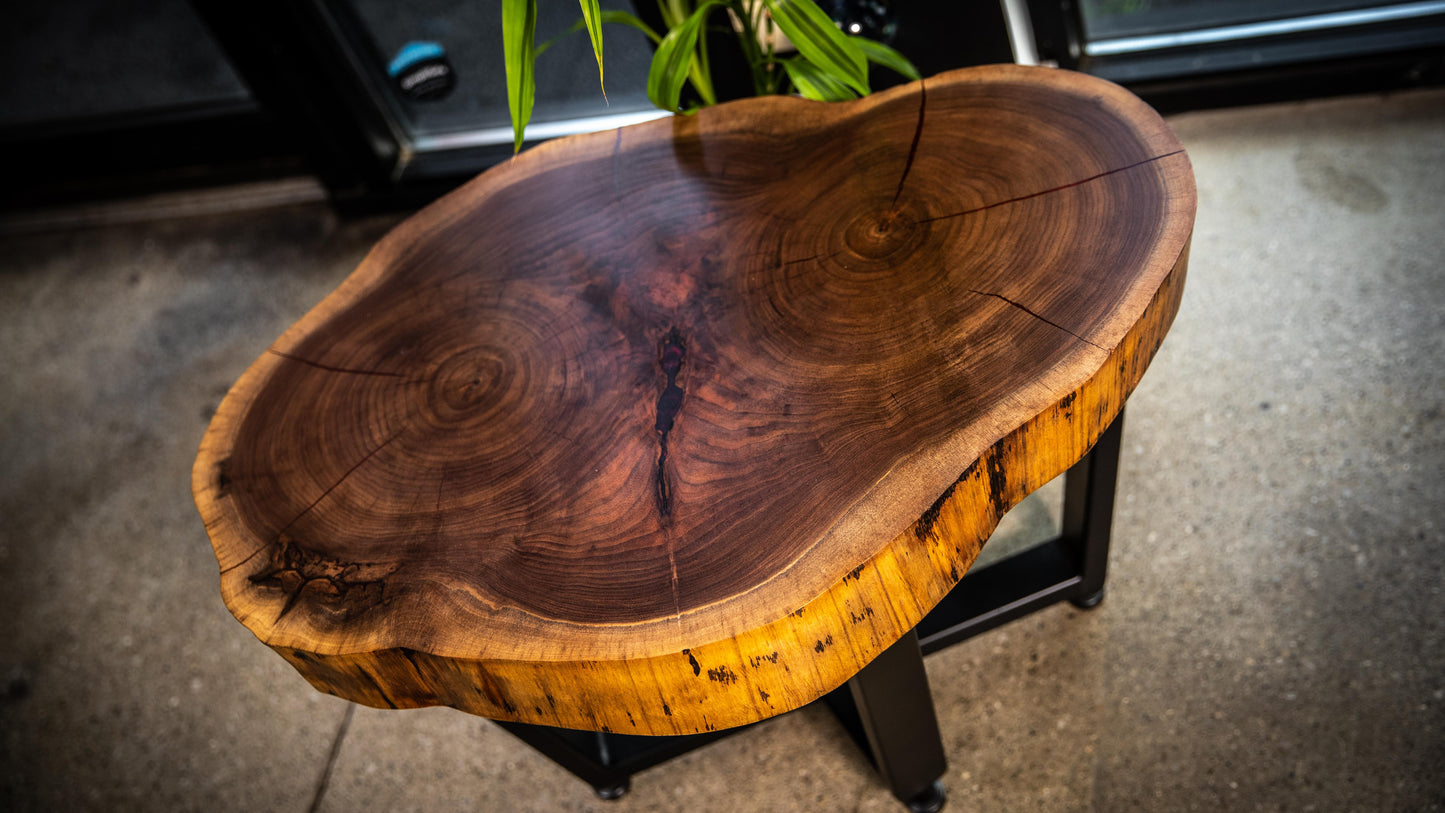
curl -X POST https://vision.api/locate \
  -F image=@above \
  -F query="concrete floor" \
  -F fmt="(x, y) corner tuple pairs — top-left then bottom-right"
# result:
(2, 87), (1443, 812)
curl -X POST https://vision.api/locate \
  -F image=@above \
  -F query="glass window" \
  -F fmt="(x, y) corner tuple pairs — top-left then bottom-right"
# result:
(1081, 0), (1411, 41)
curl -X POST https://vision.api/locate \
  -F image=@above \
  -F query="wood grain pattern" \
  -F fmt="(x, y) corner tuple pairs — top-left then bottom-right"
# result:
(193, 65), (1195, 735)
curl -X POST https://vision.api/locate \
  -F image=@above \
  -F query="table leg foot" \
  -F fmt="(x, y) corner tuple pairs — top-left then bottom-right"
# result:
(1061, 411), (1122, 615)
(591, 778), (629, 800)
(903, 780), (947, 813)
(1070, 587), (1105, 610)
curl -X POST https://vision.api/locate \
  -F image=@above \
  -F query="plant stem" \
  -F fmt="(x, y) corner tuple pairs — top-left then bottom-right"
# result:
(732, 0), (767, 97)
(662, 0), (686, 28)
(695, 14), (717, 105)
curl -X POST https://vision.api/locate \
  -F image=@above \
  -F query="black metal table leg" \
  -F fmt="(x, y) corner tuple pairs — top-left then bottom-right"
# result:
(1063, 410), (1124, 609)
(826, 629), (948, 812)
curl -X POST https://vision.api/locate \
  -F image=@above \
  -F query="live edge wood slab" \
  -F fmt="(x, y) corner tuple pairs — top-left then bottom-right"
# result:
(193, 65), (1195, 737)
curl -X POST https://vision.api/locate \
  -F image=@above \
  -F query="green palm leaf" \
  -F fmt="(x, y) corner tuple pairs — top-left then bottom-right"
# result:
(853, 36), (921, 82)
(783, 56), (858, 102)
(763, 0), (868, 95)
(648, 0), (727, 112)
(502, 0), (537, 153)
(537, 11), (661, 59)
(578, 0), (605, 93)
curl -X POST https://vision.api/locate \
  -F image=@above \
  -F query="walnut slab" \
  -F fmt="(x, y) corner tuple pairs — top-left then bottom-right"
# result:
(193, 65), (1195, 735)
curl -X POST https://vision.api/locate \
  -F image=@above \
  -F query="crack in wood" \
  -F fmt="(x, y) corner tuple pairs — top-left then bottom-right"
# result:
(779, 251), (830, 267)
(219, 540), (268, 575)
(268, 349), (406, 377)
(273, 422), (411, 540)
(968, 288), (1106, 350)
(921, 149), (1187, 223)
(893, 79), (927, 205)
(274, 579), (310, 623)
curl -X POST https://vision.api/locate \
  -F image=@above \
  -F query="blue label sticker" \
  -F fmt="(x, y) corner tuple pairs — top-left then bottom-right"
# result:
(388, 41), (447, 77)
(388, 41), (456, 101)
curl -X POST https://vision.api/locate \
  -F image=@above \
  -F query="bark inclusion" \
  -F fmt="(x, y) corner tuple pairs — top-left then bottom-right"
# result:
(654, 327), (687, 519)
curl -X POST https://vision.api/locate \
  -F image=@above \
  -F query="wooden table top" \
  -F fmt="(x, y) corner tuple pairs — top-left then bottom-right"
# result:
(193, 64), (1195, 735)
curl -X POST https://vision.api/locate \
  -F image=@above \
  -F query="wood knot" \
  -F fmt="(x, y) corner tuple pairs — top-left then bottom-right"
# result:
(842, 204), (925, 262)
(424, 347), (513, 426)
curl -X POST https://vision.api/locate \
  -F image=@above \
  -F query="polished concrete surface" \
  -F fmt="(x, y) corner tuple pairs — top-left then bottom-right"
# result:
(2, 87), (1443, 811)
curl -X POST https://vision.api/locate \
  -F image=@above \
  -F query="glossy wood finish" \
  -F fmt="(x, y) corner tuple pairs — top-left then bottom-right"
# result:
(193, 65), (1195, 735)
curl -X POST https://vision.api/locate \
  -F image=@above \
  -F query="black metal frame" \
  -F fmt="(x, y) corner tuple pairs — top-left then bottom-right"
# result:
(495, 412), (1126, 811)
(1024, 0), (1445, 115)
